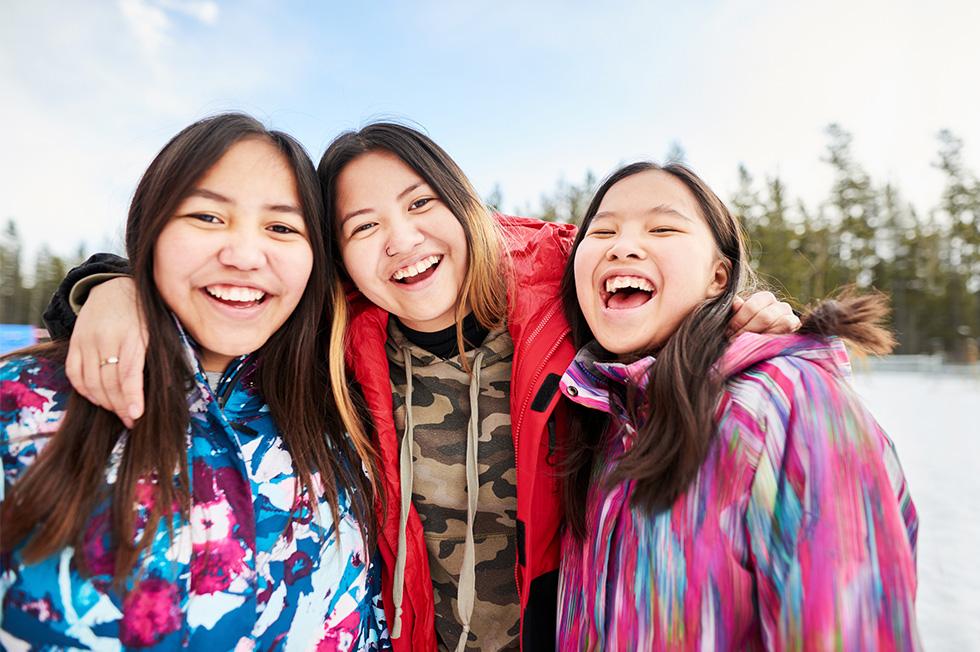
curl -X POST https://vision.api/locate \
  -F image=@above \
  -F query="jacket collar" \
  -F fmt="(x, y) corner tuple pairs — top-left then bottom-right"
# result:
(559, 340), (656, 414)
(560, 332), (854, 416)
(171, 315), (252, 415)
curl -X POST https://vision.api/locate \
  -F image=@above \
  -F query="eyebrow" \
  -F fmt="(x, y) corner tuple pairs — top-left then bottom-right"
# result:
(339, 180), (427, 224)
(188, 188), (301, 215)
(593, 204), (693, 222)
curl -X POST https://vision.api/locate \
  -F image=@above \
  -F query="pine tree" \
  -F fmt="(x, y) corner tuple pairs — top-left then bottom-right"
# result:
(536, 171), (597, 226)
(0, 220), (30, 324)
(485, 184), (504, 212)
(823, 124), (880, 289)
(29, 245), (70, 327)
(934, 129), (979, 357)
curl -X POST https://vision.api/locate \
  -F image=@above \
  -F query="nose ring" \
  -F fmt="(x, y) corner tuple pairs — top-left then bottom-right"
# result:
(385, 245), (394, 257)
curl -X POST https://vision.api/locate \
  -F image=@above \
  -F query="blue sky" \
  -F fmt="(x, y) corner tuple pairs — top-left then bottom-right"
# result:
(3, 0), (979, 259)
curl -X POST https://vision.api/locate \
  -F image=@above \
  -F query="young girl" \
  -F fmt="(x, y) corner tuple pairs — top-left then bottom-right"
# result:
(47, 125), (798, 651)
(557, 161), (920, 650)
(0, 114), (387, 649)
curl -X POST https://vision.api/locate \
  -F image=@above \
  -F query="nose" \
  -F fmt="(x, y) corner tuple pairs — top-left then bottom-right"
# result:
(384, 214), (425, 257)
(217, 225), (267, 270)
(605, 233), (646, 261)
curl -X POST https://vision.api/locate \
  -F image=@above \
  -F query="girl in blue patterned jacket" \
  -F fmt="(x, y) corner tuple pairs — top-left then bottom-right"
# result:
(0, 113), (388, 650)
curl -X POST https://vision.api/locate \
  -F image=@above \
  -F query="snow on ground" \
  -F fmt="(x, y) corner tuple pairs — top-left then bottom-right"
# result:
(851, 370), (979, 650)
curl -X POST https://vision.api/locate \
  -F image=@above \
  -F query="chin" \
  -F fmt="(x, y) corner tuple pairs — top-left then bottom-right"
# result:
(595, 333), (660, 359)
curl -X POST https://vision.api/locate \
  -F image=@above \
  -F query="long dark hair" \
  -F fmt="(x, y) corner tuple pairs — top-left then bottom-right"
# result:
(559, 162), (895, 537)
(318, 122), (507, 363)
(1, 113), (376, 584)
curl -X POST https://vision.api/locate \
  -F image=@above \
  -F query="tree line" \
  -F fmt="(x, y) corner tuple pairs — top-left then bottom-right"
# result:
(517, 125), (979, 360)
(2, 125), (977, 358)
(0, 222), (83, 331)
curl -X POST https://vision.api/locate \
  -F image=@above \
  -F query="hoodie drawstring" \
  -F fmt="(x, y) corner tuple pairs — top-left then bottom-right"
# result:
(391, 347), (415, 639)
(454, 349), (484, 652)
(390, 347), (486, 651)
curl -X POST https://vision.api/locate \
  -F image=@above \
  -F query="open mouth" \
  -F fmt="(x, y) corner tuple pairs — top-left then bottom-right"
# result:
(205, 284), (267, 308)
(602, 275), (655, 310)
(391, 255), (442, 285)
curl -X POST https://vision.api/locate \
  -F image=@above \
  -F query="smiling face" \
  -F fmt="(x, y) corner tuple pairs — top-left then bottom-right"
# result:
(335, 150), (469, 332)
(573, 169), (729, 356)
(153, 138), (314, 372)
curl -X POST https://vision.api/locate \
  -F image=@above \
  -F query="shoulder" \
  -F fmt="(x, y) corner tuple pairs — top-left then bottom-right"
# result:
(721, 334), (852, 413)
(496, 214), (575, 322)
(496, 213), (577, 261)
(725, 344), (847, 413)
(1, 353), (70, 420)
(1, 354), (70, 482)
(720, 336), (885, 467)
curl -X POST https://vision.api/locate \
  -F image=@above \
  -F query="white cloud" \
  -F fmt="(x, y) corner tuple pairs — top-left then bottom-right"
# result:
(117, 0), (220, 58)
(118, 0), (172, 55)
(161, 0), (220, 25)
(0, 1), (298, 261)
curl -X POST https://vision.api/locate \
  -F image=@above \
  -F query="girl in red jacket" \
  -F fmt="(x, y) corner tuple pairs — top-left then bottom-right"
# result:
(52, 123), (798, 651)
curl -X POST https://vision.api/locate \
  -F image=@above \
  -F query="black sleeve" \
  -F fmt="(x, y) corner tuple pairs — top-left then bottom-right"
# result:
(42, 253), (131, 340)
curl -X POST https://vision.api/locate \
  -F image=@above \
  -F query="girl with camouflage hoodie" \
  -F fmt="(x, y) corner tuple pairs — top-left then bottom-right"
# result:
(557, 162), (920, 650)
(48, 125), (798, 651)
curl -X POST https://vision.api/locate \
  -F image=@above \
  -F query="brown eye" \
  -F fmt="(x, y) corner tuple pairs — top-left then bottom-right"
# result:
(409, 197), (433, 211)
(351, 221), (377, 235)
(190, 213), (221, 224)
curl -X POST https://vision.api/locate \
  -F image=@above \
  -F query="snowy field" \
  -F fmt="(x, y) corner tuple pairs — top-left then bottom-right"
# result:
(851, 369), (979, 650)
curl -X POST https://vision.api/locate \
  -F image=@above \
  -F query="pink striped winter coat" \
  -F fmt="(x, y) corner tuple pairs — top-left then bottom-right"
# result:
(557, 333), (919, 651)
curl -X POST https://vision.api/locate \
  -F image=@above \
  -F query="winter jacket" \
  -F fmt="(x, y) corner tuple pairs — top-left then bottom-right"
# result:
(0, 327), (389, 650)
(347, 215), (577, 651)
(557, 333), (920, 650)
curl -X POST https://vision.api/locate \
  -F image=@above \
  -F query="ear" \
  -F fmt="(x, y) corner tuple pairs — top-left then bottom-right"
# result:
(705, 259), (729, 299)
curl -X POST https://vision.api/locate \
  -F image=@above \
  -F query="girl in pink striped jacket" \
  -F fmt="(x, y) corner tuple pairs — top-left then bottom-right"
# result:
(556, 162), (919, 650)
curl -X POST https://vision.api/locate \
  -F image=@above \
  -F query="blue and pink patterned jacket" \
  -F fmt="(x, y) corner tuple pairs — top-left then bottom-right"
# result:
(557, 333), (920, 651)
(0, 330), (389, 650)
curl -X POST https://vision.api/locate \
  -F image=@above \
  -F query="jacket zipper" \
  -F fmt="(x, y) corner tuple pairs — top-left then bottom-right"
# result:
(512, 302), (568, 453)
(511, 302), (570, 602)
(216, 356), (251, 409)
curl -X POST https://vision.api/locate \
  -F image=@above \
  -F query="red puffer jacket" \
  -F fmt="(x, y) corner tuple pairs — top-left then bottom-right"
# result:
(346, 215), (578, 651)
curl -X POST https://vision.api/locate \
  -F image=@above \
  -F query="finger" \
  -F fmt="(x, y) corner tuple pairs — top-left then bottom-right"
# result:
(783, 312), (802, 333)
(725, 296), (746, 335)
(728, 291), (775, 333)
(119, 333), (147, 423)
(734, 302), (791, 336)
(65, 345), (85, 400)
(81, 350), (111, 409)
(99, 353), (132, 428)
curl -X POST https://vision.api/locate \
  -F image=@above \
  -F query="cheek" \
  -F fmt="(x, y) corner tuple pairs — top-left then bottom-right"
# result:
(152, 227), (191, 303)
(340, 239), (379, 289)
(572, 246), (599, 313)
(442, 214), (469, 270)
(282, 245), (314, 297)
(662, 247), (709, 291)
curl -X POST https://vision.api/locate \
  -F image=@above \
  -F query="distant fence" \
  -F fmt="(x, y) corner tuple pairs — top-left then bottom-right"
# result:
(852, 354), (979, 377)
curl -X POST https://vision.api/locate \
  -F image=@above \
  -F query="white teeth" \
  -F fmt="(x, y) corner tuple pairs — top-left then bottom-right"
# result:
(604, 276), (654, 294)
(206, 285), (265, 302)
(392, 255), (441, 280)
